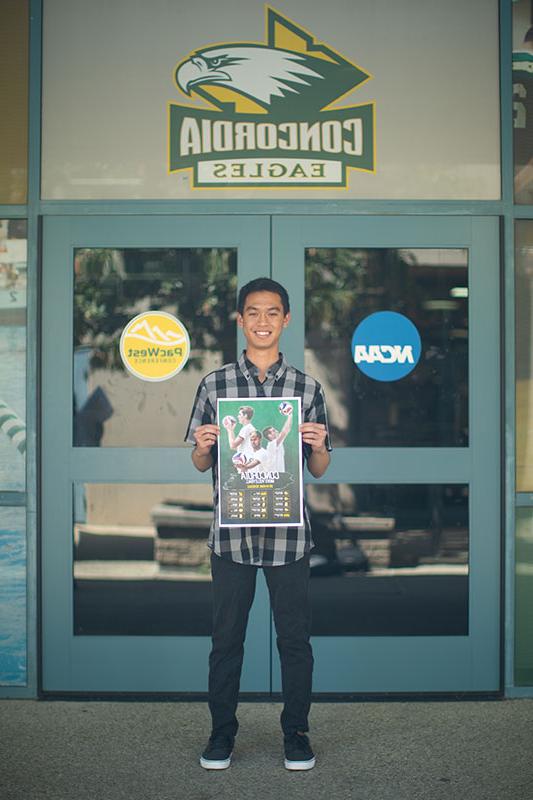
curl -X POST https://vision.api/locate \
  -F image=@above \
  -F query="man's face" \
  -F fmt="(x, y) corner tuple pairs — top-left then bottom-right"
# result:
(265, 427), (278, 441)
(237, 291), (290, 351)
(250, 431), (262, 449)
(237, 409), (247, 424)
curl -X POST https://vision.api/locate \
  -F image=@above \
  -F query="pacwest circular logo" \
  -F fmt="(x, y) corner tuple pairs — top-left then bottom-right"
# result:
(119, 312), (190, 382)
(351, 312), (422, 382)
(168, 7), (375, 189)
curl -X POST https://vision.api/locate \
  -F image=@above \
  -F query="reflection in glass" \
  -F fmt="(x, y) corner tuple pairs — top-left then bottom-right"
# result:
(73, 248), (236, 447)
(305, 248), (468, 447)
(516, 222), (533, 491)
(73, 483), (213, 636)
(515, 509), (533, 685)
(74, 482), (469, 638)
(0, 220), (27, 490)
(307, 484), (469, 636)
(0, 0), (28, 204)
(513, 0), (533, 203)
(0, 506), (27, 685)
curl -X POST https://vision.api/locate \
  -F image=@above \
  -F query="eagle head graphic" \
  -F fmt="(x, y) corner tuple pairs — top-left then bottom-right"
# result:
(176, 44), (366, 112)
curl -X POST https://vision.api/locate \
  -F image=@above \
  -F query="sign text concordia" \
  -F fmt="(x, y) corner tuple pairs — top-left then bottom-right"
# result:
(168, 8), (375, 189)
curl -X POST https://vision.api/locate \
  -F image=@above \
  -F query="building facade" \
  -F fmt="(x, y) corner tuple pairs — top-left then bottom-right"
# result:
(0, 0), (532, 697)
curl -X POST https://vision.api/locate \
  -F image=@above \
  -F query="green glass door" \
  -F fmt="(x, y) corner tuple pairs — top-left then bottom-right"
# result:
(42, 213), (500, 694)
(272, 215), (500, 692)
(41, 215), (271, 692)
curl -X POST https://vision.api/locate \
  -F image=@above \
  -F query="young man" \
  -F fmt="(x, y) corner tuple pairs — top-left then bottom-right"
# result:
(235, 429), (268, 474)
(185, 277), (331, 771)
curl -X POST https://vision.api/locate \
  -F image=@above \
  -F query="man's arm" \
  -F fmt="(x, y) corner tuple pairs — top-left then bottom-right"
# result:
(226, 426), (244, 451)
(306, 444), (330, 478)
(223, 417), (245, 450)
(185, 379), (218, 470)
(275, 407), (293, 445)
(191, 424), (220, 472)
(301, 383), (331, 478)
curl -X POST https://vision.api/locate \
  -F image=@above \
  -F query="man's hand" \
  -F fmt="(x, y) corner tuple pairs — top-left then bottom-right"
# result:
(299, 422), (328, 453)
(194, 424), (220, 454)
(299, 422), (330, 478)
(275, 405), (293, 445)
(192, 424), (220, 471)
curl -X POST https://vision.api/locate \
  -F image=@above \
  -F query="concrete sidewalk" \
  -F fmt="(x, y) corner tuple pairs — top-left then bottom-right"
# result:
(0, 699), (532, 800)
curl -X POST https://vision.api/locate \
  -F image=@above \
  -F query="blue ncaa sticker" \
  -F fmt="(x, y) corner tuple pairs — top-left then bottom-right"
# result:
(351, 311), (422, 382)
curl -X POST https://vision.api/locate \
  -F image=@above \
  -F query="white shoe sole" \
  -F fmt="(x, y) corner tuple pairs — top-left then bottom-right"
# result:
(200, 755), (232, 770)
(284, 757), (316, 771)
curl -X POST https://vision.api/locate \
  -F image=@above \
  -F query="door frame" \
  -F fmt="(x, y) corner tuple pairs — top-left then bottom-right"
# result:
(40, 212), (501, 694)
(41, 214), (273, 692)
(272, 214), (501, 692)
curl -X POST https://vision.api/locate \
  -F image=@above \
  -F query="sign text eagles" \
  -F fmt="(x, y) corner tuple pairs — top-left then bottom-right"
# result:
(168, 7), (375, 188)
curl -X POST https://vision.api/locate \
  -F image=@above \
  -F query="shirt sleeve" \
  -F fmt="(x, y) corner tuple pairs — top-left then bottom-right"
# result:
(184, 380), (216, 445)
(303, 382), (332, 456)
(239, 422), (253, 441)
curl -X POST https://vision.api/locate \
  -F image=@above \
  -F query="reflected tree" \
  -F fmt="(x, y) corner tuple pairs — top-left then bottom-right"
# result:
(74, 247), (237, 371)
(305, 248), (422, 447)
(305, 247), (468, 447)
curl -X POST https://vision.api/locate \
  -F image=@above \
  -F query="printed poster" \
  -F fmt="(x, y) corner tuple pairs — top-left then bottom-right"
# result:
(217, 397), (303, 528)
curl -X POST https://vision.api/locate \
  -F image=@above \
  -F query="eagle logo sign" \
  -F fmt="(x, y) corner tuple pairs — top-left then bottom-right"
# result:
(168, 6), (375, 189)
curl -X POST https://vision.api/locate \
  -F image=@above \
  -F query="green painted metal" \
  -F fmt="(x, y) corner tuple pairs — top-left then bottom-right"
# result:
(272, 215), (501, 692)
(38, 199), (506, 216)
(499, 0), (532, 694)
(0, 492), (26, 506)
(41, 214), (272, 692)
(0, 206), (26, 216)
(512, 206), (533, 217)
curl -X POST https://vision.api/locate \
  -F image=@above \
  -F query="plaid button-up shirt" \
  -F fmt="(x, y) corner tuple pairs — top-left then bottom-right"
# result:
(185, 352), (331, 567)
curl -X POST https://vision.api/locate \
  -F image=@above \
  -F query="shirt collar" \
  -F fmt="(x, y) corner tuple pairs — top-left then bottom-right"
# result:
(238, 351), (287, 381)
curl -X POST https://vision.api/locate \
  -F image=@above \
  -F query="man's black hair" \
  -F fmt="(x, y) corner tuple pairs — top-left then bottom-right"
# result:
(237, 278), (290, 316)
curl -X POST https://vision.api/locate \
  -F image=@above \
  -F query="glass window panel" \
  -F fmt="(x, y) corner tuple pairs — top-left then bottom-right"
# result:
(73, 247), (236, 447)
(74, 482), (469, 638)
(73, 483), (213, 636)
(515, 508), (533, 685)
(513, 0), (533, 203)
(305, 248), (468, 447)
(0, 0), (28, 203)
(42, 0), (499, 200)
(0, 506), (27, 685)
(307, 483), (469, 636)
(516, 221), (533, 491)
(0, 220), (27, 489)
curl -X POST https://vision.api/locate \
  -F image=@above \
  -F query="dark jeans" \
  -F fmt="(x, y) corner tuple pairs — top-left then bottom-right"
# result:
(209, 551), (313, 739)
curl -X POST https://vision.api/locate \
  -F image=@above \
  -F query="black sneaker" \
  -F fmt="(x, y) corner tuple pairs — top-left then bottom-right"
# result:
(200, 734), (234, 770)
(283, 732), (316, 771)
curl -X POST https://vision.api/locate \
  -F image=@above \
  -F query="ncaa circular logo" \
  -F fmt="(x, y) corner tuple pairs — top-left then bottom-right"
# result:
(351, 311), (421, 382)
(120, 311), (190, 382)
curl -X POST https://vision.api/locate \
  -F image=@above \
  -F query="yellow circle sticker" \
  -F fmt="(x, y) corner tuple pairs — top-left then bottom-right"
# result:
(119, 311), (190, 382)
